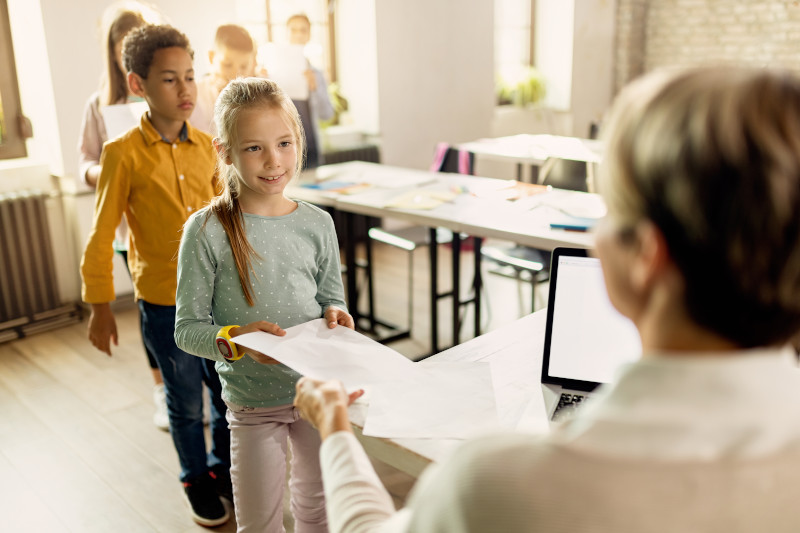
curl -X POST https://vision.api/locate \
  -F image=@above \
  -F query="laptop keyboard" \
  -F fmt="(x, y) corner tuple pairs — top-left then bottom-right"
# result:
(552, 393), (585, 421)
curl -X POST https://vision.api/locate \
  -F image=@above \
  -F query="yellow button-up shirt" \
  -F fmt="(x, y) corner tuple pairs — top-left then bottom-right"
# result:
(81, 114), (218, 305)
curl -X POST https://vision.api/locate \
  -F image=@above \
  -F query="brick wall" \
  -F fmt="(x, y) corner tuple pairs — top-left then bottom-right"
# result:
(615, 0), (800, 92)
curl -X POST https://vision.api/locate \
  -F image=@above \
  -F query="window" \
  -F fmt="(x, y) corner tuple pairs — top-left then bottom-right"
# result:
(0, 0), (27, 159)
(494, 0), (545, 107)
(235, 0), (336, 83)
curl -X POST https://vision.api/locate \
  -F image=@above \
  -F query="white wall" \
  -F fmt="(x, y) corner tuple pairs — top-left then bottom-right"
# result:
(536, 0), (575, 111)
(336, 0), (380, 135)
(571, 0), (616, 137)
(373, 0), (496, 169)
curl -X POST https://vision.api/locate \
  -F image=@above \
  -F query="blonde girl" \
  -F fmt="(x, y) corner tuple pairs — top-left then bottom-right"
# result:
(175, 77), (353, 532)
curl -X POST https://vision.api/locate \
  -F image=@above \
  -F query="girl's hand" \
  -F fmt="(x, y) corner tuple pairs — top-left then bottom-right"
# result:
(324, 306), (355, 330)
(231, 321), (286, 365)
(294, 377), (365, 439)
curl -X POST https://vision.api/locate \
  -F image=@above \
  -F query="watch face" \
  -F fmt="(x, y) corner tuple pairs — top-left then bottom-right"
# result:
(216, 337), (234, 359)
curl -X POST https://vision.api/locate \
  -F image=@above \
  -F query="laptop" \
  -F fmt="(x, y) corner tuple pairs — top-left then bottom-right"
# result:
(541, 248), (642, 421)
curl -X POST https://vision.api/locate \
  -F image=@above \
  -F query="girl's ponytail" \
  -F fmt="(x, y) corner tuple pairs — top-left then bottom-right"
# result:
(208, 189), (258, 306)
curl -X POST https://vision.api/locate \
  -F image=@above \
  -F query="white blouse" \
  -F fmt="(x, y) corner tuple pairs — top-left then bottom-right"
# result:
(320, 347), (800, 532)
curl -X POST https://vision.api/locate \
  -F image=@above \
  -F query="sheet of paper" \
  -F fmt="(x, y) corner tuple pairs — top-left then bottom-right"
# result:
(233, 319), (418, 388)
(101, 101), (148, 140)
(536, 189), (607, 219)
(357, 168), (436, 188)
(261, 43), (309, 100)
(363, 362), (499, 439)
(385, 189), (459, 210)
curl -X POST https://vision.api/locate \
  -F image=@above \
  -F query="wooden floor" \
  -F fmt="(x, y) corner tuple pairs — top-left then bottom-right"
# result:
(0, 239), (545, 532)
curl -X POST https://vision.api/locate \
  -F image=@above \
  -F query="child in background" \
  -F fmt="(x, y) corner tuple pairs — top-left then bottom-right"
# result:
(190, 23), (258, 134)
(76, 1), (169, 432)
(80, 24), (231, 527)
(286, 13), (334, 167)
(175, 77), (353, 532)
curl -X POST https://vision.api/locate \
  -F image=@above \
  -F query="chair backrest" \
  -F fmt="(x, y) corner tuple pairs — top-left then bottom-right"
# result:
(540, 158), (588, 192)
(430, 142), (474, 175)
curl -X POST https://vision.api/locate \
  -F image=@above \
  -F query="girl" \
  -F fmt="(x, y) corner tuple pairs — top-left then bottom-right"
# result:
(76, 1), (168, 431)
(175, 77), (353, 532)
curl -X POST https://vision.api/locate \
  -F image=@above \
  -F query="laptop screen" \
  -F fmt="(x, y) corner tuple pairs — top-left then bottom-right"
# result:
(541, 248), (642, 391)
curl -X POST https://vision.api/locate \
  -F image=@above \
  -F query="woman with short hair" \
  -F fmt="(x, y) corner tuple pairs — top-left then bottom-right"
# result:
(295, 66), (800, 533)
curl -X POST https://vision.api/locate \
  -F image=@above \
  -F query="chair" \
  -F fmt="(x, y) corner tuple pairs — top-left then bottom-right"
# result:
(539, 157), (590, 192)
(480, 156), (589, 313)
(366, 226), (454, 338)
(480, 245), (550, 313)
(365, 144), (480, 353)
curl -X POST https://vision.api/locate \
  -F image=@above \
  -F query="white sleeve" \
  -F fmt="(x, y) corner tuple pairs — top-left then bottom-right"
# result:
(320, 432), (412, 533)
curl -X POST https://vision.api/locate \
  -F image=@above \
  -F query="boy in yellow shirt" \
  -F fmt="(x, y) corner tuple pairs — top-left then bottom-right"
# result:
(80, 24), (230, 527)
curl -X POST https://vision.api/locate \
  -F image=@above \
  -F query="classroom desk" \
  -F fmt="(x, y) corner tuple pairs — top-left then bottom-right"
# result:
(457, 134), (603, 189)
(290, 161), (598, 351)
(346, 310), (549, 478)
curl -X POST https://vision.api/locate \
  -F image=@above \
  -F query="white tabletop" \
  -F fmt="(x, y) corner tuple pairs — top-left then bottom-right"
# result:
(457, 133), (604, 165)
(290, 161), (599, 250)
(346, 310), (549, 477)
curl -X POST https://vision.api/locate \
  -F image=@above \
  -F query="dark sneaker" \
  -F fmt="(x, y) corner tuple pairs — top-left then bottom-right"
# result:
(183, 472), (230, 527)
(209, 464), (233, 504)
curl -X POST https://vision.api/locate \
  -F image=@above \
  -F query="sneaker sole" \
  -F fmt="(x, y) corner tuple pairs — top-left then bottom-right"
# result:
(182, 490), (230, 527)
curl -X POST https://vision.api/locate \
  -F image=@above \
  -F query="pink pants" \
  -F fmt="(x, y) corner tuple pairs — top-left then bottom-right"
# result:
(226, 402), (328, 533)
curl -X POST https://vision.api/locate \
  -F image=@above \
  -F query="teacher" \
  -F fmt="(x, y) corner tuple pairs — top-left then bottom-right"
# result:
(295, 66), (800, 532)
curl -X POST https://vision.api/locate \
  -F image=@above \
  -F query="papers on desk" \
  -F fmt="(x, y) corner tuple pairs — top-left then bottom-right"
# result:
(363, 362), (499, 439)
(233, 319), (499, 439)
(301, 181), (372, 195)
(385, 189), (459, 210)
(514, 189), (606, 232)
(311, 164), (437, 189)
(467, 180), (551, 201)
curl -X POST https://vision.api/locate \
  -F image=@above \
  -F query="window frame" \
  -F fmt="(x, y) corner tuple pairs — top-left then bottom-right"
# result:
(495, 0), (538, 107)
(0, 0), (27, 160)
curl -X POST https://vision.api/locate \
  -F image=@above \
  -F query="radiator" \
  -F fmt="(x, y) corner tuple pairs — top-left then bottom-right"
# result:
(0, 190), (81, 342)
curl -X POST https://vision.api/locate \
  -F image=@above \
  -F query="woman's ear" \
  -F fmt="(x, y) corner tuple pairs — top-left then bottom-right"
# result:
(629, 221), (671, 293)
(213, 138), (232, 165)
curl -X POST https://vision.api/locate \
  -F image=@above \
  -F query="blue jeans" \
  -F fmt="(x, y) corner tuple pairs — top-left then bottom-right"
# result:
(139, 300), (230, 482)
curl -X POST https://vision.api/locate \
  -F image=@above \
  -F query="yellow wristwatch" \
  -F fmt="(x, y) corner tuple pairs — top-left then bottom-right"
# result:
(216, 325), (243, 362)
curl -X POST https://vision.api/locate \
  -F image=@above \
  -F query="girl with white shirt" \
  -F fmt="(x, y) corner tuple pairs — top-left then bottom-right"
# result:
(294, 66), (800, 532)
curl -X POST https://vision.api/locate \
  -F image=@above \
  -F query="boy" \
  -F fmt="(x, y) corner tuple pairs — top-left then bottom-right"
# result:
(190, 24), (258, 134)
(286, 13), (334, 167)
(80, 24), (231, 528)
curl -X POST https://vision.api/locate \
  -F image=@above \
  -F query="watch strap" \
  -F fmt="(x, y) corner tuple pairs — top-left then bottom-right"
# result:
(216, 325), (242, 362)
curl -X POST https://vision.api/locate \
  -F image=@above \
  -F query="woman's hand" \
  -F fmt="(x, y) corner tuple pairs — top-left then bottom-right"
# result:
(294, 377), (364, 440)
(324, 306), (355, 330)
(231, 321), (286, 364)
